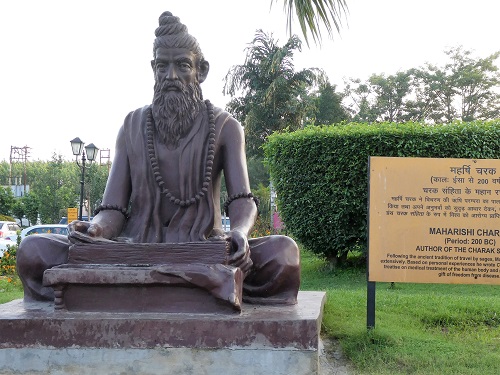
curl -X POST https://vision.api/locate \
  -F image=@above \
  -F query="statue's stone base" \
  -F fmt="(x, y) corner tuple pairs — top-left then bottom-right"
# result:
(0, 291), (325, 375)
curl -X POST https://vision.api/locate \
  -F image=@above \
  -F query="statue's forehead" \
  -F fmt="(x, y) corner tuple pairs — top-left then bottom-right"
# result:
(154, 47), (197, 61)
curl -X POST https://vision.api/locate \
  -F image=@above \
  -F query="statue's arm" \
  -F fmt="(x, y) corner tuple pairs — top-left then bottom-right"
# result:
(221, 117), (257, 235)
(82, 125), (131, 239)
(220, 117), (257, 274)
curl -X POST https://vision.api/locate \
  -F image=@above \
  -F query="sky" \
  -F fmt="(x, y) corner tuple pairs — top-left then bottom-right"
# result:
(1, 0), (499, 162)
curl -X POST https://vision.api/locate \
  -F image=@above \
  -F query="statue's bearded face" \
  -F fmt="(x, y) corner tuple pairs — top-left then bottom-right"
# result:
(151, 47), (204, 147)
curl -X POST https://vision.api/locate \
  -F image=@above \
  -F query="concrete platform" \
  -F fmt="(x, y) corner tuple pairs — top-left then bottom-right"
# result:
(0, 291), (325, 375)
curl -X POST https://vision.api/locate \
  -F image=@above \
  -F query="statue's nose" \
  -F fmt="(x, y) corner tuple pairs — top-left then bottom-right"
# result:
(165, 65), (177, 80)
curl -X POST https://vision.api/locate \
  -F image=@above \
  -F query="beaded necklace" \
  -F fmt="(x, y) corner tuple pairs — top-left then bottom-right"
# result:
(146, 99), (216, 207)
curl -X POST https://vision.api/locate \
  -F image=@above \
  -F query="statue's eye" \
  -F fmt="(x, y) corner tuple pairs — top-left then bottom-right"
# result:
(178, 62), (192, 71)
(156, 64), (166, 72)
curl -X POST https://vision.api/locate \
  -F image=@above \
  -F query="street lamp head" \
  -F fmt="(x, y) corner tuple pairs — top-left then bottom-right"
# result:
(85, 143), (99, 162)
(70, 138), (98, 222)
(70, 137), (84, 156)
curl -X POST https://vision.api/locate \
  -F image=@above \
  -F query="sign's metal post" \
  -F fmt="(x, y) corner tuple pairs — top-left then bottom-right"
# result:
(367, 281), (376, 329)
(366, 156), (376, 330)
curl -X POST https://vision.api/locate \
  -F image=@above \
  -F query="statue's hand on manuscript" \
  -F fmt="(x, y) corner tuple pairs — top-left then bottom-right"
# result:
(227, 229), (253, 276)
(68, 221), (114, 244)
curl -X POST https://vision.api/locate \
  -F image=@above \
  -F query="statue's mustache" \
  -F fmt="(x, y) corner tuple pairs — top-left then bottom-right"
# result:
(161, 80), (185, 92)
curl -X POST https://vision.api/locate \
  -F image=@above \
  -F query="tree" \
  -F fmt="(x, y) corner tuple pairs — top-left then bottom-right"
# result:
(0, 161), (10, 185)
(402, 68), (442, 122)
(446, 47), (500, 121)
(250, 183), (272, 237)
(32, 154), (79, 224)
(224, 30), (319, 157)
(406, 47), (500, 123)
(313, 80), (349, 125)
(84, 162), (109, 216)
(345, 72), (413, 123)
(0, 156), (110, 224)
(344, 78), (378, 122)
(273, 0), (348, 46)
(344, 47), (500, 124)
(247, 156), (270, 190)
(369, 72), (412, 122)
(12, 199), (25, 225)
(22, 192), (40, 226)
(0, 186), (15, 215)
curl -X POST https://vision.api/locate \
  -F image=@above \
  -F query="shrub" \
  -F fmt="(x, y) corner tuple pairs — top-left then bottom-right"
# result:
(0, 214), (15, 222)
(250, 216), (271, 238)
(0, 246), (17, 276)
(264, 120), (500, 261)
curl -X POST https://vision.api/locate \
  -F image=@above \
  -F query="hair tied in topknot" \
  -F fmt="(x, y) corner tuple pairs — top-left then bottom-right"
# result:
(155, 11), (187, 38)
(158, 11), (178, 25)
(153, 11), (203, 59)
(159, 11), (173, 18)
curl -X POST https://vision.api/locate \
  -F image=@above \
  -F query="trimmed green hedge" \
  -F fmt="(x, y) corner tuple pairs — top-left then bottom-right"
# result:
(264, 120), (500, 260)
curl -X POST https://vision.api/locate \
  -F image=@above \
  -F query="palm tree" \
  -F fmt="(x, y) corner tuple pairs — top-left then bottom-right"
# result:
(224, 30), (320, 157)
(272, 0), (349, 46)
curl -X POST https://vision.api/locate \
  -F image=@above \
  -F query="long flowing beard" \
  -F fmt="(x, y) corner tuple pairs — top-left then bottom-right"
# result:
(152, 80), (204, 147)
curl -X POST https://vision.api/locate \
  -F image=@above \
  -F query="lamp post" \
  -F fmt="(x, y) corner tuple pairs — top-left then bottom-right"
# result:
(70, 137), (99, 221)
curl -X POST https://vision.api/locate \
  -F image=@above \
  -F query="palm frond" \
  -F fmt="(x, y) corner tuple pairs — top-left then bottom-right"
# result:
(271, 0), (348, 46)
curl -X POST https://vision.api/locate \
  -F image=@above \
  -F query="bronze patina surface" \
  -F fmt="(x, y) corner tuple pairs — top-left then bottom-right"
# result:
(16, 11), (301, 311)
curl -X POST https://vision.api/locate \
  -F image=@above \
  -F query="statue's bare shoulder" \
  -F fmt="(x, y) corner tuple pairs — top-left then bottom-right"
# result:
(217, 110), (245, 150)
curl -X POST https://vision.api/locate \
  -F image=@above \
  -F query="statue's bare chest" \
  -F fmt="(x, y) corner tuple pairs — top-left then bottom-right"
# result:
(153, 142), (183, 224)
(154, 141), (184, 193)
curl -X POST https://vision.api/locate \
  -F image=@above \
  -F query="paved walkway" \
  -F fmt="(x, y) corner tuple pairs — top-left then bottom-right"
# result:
(319, 338), (354, 375)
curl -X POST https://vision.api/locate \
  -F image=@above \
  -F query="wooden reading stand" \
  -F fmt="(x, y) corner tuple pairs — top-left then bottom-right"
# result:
(43, 240), (243, 314)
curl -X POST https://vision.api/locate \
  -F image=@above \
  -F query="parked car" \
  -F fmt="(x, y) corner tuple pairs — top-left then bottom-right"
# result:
(0, 221), (21, 238)
(1, 224), (69, 255)
(59, 216), (93, 224)
(20, 224), (69, 238)
(0, 234), (18, 255)
(15, 217), (30, 227)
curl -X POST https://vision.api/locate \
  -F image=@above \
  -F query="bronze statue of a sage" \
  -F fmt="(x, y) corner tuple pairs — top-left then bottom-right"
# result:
(16, 11), (300, 310)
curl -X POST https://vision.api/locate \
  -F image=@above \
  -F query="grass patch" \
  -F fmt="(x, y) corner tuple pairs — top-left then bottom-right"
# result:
(300, 248), (500, 375)
(0, 275), (23, 304)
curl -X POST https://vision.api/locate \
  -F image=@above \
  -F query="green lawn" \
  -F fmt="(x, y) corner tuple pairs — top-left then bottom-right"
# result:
(300, 249), (500, 375)
(0, 275), (23, 304)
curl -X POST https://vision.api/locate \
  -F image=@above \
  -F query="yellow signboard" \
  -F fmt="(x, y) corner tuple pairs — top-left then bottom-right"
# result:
(369, 156), (500, 285)
(67, 207), (78, 223)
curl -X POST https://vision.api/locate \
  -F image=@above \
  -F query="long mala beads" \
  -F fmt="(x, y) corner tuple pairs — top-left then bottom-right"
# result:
(146, 100), (216, 207)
